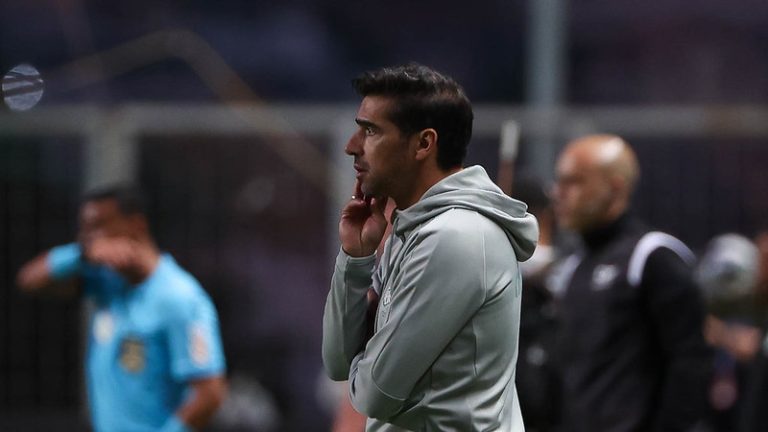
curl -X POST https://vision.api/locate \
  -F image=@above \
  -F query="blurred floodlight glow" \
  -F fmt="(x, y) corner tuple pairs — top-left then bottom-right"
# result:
(2, 64), (44, 111)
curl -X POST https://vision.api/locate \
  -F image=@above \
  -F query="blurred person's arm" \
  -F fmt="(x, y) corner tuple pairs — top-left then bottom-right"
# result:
(704, 315), (762, 362)
(166, 376), (227, 431)
(163, 275), (228, 431)
(16, 243), (82, 297)
(17, 238), (154, 296)
(643, 248), (714, 431)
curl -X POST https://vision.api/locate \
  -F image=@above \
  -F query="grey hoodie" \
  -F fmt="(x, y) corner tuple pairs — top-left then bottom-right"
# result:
(323, 165), (538, 431)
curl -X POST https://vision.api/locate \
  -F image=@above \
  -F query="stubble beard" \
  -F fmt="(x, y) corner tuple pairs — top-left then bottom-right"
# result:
(361, 176), (385, 199)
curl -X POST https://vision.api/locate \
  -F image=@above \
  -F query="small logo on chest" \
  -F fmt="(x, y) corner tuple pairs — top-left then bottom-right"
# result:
(591, 264), (620, 291)
(382, 288), (392, 307)
(119, 337), (146, 373)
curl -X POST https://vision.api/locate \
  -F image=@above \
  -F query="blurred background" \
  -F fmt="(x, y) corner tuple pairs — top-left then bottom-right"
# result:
(1, 0), (767, 431)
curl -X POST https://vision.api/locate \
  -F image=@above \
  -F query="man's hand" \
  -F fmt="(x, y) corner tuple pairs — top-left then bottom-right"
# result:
(173, 375), (227, 430)
(83, 237), (157, 284)
(704, 315), (762, 362)
(84, 237), (141, 273)
(339, 181), (389, 257)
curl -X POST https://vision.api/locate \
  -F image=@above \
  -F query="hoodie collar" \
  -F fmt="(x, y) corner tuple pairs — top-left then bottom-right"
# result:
(391, 165), (539, 261)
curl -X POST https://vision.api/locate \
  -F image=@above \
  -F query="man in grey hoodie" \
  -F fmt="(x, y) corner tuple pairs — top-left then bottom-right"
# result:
(322, 63), (539, 431)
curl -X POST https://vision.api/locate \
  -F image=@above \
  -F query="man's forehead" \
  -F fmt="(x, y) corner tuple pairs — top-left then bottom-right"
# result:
(560, 145), (602, 172)
(81, 199), (119, 219)
(557, 150), (585, 173)
(357, 95), (394, 119)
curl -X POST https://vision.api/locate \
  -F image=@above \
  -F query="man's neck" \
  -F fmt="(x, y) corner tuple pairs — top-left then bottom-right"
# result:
(396, 166), (462, 210)
(580, 213), (629, 251)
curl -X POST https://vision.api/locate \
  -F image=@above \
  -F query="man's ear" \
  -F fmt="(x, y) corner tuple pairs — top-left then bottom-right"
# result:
(414, 128), (438, 162)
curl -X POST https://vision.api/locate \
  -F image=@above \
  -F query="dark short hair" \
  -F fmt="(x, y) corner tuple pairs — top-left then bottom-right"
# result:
(82, 184), (146, 216)
(352, 63), (474, 170)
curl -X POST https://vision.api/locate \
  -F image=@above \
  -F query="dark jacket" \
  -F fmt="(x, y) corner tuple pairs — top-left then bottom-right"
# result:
(555, 215), (713, 432)
(739, 334), (768, 432)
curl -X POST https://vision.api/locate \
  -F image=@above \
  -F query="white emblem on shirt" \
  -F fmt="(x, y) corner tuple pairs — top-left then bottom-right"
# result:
(382, 288), (392, 306)
(93, 311), (114, 344)
(189, 324), (210, 366)
(592, 264), (620, 291)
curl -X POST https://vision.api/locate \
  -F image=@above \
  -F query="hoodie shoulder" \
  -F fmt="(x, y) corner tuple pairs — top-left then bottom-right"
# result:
(397, 166), (538, 261)
(426, 208), (535, 260)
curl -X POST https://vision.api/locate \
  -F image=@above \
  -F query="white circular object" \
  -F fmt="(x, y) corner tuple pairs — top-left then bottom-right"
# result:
(2, 64), (44, 111)
(696, 233), (760, 301)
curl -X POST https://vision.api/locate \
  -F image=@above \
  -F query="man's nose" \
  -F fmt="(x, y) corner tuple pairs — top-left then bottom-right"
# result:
(345, 131), (362, 156)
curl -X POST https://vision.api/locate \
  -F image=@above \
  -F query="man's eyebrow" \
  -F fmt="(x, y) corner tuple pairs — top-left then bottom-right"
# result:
(355, 118), (378, 129)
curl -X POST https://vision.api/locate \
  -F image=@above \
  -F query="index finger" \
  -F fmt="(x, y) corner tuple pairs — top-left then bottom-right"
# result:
(370, 195), (388, 215)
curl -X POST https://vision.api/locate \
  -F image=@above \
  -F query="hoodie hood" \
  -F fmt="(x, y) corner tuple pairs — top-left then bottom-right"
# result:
(393, 165), (539, 261)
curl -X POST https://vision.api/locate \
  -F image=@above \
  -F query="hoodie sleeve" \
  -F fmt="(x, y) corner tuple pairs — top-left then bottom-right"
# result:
(322, 249), (377, 380)
(347, 211), (504, 420)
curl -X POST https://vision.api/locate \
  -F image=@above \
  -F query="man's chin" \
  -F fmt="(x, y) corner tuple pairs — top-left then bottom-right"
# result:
(360, 182), (377, 198)
(556, 219), (581, 233)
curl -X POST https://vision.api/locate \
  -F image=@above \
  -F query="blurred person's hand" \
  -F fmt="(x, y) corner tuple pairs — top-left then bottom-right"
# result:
(84, 237), (156, 283)
(704, 315), (762, 362)
(340, 181), (388, 257)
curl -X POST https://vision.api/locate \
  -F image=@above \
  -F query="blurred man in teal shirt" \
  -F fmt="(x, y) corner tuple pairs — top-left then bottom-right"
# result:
(17, 185), (227, 432)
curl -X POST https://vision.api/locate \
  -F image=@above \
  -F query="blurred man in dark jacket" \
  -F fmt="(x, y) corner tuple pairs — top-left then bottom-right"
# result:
(551, 134), (713, 432)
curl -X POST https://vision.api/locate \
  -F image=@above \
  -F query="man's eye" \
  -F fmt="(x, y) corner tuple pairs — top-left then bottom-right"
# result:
(365, 127), (375, 136)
